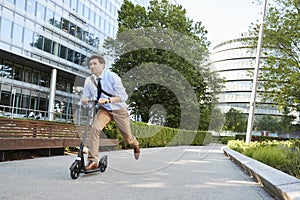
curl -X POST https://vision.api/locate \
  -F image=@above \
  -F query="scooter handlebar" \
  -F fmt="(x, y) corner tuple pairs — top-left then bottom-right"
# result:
(87, 100), (98, 103)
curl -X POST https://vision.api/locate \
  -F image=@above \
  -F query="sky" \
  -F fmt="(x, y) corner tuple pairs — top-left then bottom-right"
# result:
(174, 0), (263, 48)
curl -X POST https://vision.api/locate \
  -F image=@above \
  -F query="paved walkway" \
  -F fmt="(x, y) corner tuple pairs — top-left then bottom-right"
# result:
(0, 144), (274, 200)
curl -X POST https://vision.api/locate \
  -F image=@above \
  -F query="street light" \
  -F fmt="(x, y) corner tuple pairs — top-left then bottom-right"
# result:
(245, 0), (268, 144)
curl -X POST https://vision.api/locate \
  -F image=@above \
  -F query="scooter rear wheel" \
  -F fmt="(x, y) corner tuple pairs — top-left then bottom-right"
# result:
(70, 161), (81, 179)
(99, 159), (107, 172)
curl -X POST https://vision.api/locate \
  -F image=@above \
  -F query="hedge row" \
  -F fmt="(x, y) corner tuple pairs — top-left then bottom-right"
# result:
(103, 121), (212, 149)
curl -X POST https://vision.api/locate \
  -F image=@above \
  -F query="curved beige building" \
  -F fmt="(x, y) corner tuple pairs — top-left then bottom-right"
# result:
(209, 33), (282, 117)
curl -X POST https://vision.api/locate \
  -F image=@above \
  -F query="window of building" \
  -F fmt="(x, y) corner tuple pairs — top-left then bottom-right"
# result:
(13, 93), (21, 114)
(53, 13), (62, 29)
(45, 8), (54, 25)
(95, 13), (100, 28)
(12, 23), (23, 44)
(30, 95), (38, 110)
(66, 82), (71, 93)
(100, 32), (105, 44)
(60, 45), (67, 59)
(76, 26), (82, 40)
(94, 30), (100, 48)
(36, 2), (45, 21)
(74, 52), (81, 65)
(84, 6), (90, 20)
(62, 18), (69, 33)
(2, 61), (13, 79)
(15, 0), (26, 10)
(69, 22), (76, 36)
(101, 0), (105, 7)
(56, 77), (68, 91)
(80, 54), (87, 66)
(87, 32), (94, 45)
(0, 91), (10, 107)
(14, 64), (24, 81)
(23, 28), (34, 47)
(43, 37), (52, 53)
(100, 16), (104, 31)
(78, 2), (84, 16)
(40, 72), (50, 87)
(33, 33), (43, 50)
(0, 17), (12, 40)
(109, 2), (112, 13)
(21, 94), (30, 111)
(71, 0), (78, 11)
(26, 0), (36, 15)
(39, 97), (48, 112)
(90, 11), (95, 24)
(63, 0), (71, 7)
(32, 70), (40, 85)
(24, 67), (32, 83)
(105, 21), (109, 35)
(82, 30), (89, 43)
(67, 48), (74, 62)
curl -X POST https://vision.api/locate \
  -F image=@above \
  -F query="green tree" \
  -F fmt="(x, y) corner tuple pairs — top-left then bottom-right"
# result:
(104, 0), (222, 130)
(223, 108), (247, 132)
(253, 115), (280, 133)
(280, 106), (296, 133)
(209, 108), (225, 132)
(249, 0), (300, 115)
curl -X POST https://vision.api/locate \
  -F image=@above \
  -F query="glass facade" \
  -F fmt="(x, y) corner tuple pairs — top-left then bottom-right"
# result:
(0, 0), (149, 121)
(209, 33), (282, 117)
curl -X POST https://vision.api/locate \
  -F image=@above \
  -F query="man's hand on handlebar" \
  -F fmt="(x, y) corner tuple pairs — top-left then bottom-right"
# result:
(97, 98), (110, 105)
(81, 97), (110, 105)
(82, 97), (89, 105)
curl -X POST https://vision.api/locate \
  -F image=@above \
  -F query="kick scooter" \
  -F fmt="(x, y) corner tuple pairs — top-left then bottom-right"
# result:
(69, 101), (108, 179)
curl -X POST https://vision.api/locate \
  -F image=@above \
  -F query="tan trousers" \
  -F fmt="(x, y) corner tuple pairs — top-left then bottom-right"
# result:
(87, 107), (139, 162)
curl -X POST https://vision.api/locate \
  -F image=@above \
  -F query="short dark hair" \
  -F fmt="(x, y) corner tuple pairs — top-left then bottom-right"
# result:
(89, 54), (105, 64)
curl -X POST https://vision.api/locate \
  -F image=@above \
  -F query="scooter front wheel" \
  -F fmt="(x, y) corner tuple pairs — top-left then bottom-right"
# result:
(70, 160), (81, 179)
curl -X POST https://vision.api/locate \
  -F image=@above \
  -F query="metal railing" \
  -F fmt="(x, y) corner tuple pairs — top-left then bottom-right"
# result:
(0, 104), (88, 125)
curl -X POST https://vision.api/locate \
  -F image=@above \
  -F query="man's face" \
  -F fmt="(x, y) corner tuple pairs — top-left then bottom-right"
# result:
(89, 58), (105, 76)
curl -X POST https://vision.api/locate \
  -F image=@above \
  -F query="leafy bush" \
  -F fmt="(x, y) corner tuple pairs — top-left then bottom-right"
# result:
(217, 136), (235, 144)
(227, 140), (300, 178)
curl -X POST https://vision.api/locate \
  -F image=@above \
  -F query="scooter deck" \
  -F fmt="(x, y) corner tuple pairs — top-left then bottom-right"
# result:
(83, 168), (102, 174)
(82, 155), (108, 174)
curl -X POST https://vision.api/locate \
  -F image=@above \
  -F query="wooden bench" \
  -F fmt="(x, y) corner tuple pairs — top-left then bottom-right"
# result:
(0, 117), (119, 161)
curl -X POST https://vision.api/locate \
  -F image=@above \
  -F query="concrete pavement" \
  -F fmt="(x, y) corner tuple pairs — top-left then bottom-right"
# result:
(0, 144), (275, 200)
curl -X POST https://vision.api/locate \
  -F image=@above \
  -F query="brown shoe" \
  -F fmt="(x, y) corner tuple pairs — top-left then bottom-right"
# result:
(85, 161), (98, 170)
(134, 146), (140, 160)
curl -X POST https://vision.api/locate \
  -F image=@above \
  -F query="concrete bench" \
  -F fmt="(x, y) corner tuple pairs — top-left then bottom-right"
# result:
(223, 147), (300, 200)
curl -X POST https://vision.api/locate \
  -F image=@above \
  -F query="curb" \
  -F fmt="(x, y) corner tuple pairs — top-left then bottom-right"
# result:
(222, 147), (300, 200)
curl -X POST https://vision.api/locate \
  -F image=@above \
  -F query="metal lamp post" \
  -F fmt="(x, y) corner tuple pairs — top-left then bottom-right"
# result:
(245, 0), (268, 144)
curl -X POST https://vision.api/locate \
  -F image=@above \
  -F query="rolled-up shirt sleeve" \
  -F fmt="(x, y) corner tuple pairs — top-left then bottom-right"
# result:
(111, 73), (128, 102)
(82, 77), (95, 100)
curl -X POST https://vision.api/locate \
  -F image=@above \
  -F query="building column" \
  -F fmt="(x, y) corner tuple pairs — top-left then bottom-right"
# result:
(48, 68), (57, 121)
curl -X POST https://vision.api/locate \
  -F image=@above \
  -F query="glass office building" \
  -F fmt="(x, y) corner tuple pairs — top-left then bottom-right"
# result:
(209, 33), (282, 117)
(0, 0), (149, 121)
